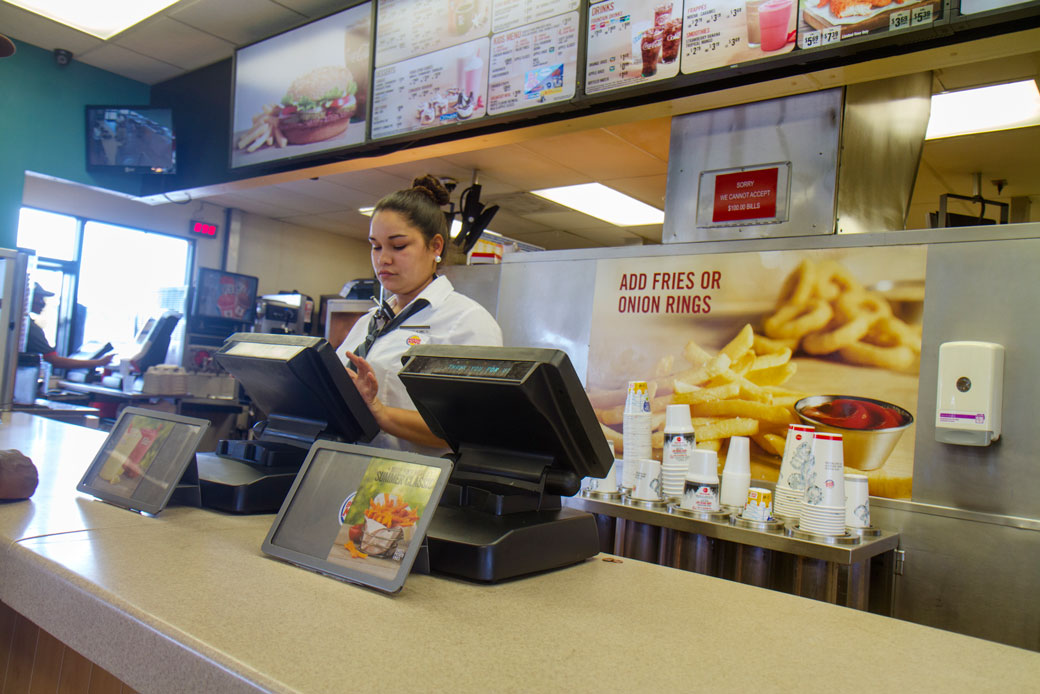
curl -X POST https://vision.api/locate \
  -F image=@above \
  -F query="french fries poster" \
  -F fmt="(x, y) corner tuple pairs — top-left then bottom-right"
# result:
(587, 246), (927, 498)
(326, 459), (439, 578)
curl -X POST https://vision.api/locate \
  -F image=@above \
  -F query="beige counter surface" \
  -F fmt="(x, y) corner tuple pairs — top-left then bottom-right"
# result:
(2, 413), (1039, 693)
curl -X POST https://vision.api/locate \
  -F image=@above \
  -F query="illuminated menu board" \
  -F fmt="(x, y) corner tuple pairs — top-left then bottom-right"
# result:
(371, 0), (578, 139)
(681, 0), (797, 73)
(587, 0), (798, 94)
(958, 0), (1030, 14)
(798, 0), (940, 49)
(231, 3), (372, 168)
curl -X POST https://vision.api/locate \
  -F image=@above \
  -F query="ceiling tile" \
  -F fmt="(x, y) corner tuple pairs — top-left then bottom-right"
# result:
(114, 16), (234, 71)
(440, 144), (587, 192)
(328, 169), (412, 198)
(270, 0), (353, 18)
(73, 43), (184, 84)
(521, 128), (669, 180)
(170, 0), (307, 46)
(276, 177), (374, 208)
(511, 229), (604, 250)
(567, 226), (643, 247)
(211, 191), (299, 218)
(0, 3), (106, 54)
(523, 210), (622, 231)
(603, 174), (668, 209)
(603, 118), (672, 161)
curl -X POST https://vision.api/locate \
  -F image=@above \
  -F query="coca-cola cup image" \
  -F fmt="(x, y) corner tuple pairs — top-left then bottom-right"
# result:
(654, 2), (673, 28)
(641, 28), (662, 77)
(661, 19), (681, 63)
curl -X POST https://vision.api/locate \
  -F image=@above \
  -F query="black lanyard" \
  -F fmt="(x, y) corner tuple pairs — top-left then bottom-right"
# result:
(354, 298), (430, 358)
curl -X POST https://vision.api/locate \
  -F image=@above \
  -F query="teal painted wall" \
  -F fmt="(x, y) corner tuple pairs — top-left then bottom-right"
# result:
(0, 39), (149, 248)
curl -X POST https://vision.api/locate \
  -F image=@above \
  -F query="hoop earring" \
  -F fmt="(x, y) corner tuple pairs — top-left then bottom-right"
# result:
(435, 254), (442, 263)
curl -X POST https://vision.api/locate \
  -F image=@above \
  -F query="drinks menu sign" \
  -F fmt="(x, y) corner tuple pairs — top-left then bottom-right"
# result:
(798, 0), (941, 49)
(586, 0), (683, 94)
(371, 0), (578, 139)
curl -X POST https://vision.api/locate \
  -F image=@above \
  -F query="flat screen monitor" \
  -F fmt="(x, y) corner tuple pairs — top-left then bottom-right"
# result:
(214, 333), (378, 445)
(191, 268), (259, 332)
(398, 345), (613, 489)
(85, 106), (176, 174)
(130, 311), (181, 374)
(230, 2), (372, 169)
(263, 440), (452, 593)
(77, 407), (209, 515)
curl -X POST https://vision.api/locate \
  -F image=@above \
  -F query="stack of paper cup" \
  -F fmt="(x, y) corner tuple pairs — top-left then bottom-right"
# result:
(680, 449), (720, 512)
(772, 424), (815, 521)
(661, 404), (694, 500)
(622, 381), (652, 489)
(585, 441), (620, 494)
(799, 432), (846, 536)
(741, 487), (773, 521)
(719, 436), (751, 510)
(845, 473), (871, 528)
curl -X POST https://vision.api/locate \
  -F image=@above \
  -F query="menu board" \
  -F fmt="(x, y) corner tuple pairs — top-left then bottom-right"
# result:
(488, 12), (579, 116)
(231, 3), (372, 168)
(371, 0), (577, 139)
(681, 0), (798, 74)
(958, 0), (1031, 14)
(586, 0), (682, 94)
(588, 0), (798, 93)
(798, 0), (940, 49)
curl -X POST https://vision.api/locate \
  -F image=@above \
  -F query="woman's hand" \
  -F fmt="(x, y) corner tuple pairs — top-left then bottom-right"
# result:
(343, 351), (385, 416)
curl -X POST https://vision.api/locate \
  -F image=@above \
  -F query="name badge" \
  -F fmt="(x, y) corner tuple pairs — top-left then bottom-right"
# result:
(402, 325), (430, 347)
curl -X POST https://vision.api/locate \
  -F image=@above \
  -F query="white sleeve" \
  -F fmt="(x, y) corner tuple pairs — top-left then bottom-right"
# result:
(450, 305), (504, 347)
(335, 309), (378, 366)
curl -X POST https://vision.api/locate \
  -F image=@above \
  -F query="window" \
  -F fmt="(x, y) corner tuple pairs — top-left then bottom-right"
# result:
(16, 208), (193, 366)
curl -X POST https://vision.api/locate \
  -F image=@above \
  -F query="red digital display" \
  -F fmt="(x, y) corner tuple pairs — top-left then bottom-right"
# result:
(712, 168), (779, 223)
(191, 220), (218, 237)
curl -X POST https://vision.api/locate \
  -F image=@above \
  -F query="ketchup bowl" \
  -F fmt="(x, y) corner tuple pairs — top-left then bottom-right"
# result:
(794, 395), (914, 472)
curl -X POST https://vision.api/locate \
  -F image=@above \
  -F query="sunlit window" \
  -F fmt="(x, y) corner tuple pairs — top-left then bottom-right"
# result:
(17, 208), (78, 261)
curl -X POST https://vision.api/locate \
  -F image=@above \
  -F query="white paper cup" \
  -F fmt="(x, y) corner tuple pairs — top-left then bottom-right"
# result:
(806, 433), (845, 507)
(725, 436), (751, 475)
(777, 424), (815, 491)
(625, 380), (651, 413)
(845, 473), (871, 528)
(631, 458), (662, 500)
(720, 471), (751, 508)
(622, 411), (652, 487)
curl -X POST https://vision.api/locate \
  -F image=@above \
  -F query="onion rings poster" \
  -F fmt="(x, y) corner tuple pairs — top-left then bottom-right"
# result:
(587, 246), (927, 498)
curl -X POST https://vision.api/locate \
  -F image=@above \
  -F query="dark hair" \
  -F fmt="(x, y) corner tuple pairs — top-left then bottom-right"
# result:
(373, 174), (449, 249)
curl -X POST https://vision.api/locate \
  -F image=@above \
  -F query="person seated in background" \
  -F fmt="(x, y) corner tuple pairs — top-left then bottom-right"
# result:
(27, 283), (114, 371)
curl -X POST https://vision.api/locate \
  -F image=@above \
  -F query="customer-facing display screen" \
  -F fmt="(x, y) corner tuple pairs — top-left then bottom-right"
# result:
(231, 2), (372, 168)
(370, 0), (579, 139)
(263, 441), (451, 593)
(77, 408), (209, 515)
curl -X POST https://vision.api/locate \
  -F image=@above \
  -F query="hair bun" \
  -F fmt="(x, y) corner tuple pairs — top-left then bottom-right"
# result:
(411, 174), (450, 206)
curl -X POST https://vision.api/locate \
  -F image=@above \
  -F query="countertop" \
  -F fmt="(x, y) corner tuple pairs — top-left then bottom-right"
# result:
(1, 412), (1038, 693)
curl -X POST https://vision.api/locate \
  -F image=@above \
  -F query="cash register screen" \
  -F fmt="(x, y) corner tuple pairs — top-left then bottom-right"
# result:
(263, 440), (452, 593)
(77, 407), (209, 515)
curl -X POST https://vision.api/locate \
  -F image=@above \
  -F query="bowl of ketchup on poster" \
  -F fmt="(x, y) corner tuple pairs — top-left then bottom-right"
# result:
(795, 395), (914, 471)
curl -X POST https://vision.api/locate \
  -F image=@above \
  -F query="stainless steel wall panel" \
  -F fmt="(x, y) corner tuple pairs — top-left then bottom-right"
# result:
(836, 74), (933, 235)
(496, 258), (597, 383)
(663, 89), (842, 243)
(872, 502), (1040, 651)
(913, 239), (1040, 519)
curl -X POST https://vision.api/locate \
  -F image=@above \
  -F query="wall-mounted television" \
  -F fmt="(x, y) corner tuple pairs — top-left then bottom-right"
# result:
(86, 106), (176, 174)
(189, 268), (259, 336)
(230, 2), (373, 169)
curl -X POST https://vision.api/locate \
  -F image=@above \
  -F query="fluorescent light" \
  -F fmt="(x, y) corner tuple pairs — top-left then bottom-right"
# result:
(5, 0), (180, 40)
(531, 183), (664, 226)
(359, 208), (487, 238)
(926, 80), (1040, 140)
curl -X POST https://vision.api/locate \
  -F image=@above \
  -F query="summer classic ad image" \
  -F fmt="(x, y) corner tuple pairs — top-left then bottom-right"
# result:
(326, 459), (440, 579)
(586, 246), (927, 498)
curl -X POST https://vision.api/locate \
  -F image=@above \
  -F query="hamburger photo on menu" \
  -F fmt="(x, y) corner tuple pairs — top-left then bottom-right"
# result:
(237, 65), (358, 153)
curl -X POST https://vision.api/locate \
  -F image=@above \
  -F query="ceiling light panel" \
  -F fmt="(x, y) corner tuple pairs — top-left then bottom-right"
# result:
(926, 79), (1040, 140)
(6, 0), (181, 40)
(530, 183), (664, 226)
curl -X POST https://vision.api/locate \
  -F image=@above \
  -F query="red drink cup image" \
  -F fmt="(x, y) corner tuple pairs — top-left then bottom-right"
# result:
(641, 29), (662, 77)
(654, 2), (673, 27)
(758, 0), (793, 51)
(216, 276), (237, 318)
(661, 19), (681, 63)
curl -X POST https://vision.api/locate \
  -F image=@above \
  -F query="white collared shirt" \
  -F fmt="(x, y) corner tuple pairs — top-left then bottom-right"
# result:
(336, 275), (503, 455)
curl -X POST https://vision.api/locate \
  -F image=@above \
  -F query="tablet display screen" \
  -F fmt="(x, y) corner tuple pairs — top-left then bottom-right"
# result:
(77, 408), (209, 515)
(263, 441), (452, 593)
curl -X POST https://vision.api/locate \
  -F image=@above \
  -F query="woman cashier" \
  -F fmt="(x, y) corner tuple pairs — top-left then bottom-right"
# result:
(337, 175), (503, 454)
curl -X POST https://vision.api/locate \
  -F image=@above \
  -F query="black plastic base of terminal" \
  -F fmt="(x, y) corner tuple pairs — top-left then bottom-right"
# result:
(424, 503), (600, 583)
(196, 452), (300, 514)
